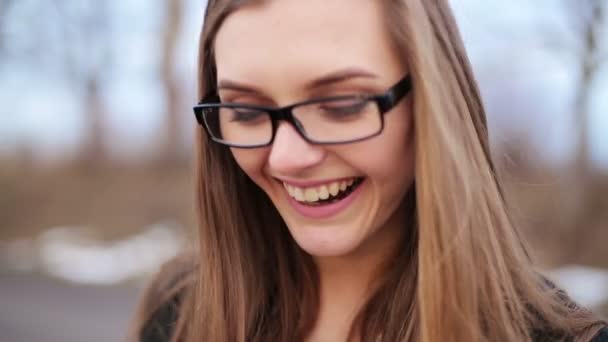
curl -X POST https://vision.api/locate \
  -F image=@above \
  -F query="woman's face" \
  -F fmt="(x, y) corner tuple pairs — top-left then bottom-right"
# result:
(214, 0), (415, 257)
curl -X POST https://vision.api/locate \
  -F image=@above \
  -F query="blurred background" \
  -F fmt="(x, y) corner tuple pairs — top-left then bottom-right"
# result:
(0, 0), (606, 341)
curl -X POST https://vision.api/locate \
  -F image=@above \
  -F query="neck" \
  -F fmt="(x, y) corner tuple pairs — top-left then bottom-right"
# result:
(309, 197), (414, 341)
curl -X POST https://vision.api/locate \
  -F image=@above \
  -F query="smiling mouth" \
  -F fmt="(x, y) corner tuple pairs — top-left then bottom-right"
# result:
(283, 177), (365, 206)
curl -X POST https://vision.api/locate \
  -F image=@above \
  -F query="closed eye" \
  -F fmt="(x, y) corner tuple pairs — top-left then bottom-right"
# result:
(318, 100), (370, 119)
(229, 109), (268, 123)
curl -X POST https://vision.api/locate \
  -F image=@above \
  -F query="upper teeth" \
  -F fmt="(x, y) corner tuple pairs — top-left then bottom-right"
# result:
(283, 179), (356, 203)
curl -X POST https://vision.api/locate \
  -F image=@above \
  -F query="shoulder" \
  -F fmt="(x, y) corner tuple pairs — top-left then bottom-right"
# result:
(592, 327), (608, 342)
(532, 276), (608, 342)
(131, 253), (197, 342)
(532, 325), (608, 342)
(139, 292), (182, 342)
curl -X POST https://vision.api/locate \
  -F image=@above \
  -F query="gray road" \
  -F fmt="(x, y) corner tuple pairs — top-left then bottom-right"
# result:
(0, 272), (142, 342)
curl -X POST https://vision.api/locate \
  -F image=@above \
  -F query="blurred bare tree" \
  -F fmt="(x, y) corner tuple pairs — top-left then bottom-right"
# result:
(567, 0), (606, 262)
(159, 0), (186, 164)
(0, 1), (115, 166)
(54, 2), (113, 167)
(569, 0), (605, 176)
(538, 0), (608, 264)
(0, 0), (15, 52)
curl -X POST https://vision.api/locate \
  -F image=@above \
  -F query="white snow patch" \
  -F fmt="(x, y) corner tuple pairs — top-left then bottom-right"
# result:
(0, 222), (186, 285)
(549, 265), (608, 309)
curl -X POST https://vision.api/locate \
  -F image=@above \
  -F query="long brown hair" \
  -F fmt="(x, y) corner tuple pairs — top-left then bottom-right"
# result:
(132, 0), (606, 341)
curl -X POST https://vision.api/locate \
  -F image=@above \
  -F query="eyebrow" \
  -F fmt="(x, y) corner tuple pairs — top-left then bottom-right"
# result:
(217, 67), (379, 95)
(217, 79), (263, 94)
(305, 67), (378, 90)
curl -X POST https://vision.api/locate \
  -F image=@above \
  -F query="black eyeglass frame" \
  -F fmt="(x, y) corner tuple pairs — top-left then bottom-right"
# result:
(193, 74), (412, 148)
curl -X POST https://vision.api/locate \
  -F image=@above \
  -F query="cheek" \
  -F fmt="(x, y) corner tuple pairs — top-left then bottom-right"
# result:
(353, 106), (415, 181)
(362, 140), (414, 193)
(230, 148), (270, 185)
(363, 110), (415, 221)
(384, 105), (415, 173)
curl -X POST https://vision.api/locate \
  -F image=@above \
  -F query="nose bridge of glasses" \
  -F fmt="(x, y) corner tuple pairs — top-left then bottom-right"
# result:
(268, 105), (307, 139)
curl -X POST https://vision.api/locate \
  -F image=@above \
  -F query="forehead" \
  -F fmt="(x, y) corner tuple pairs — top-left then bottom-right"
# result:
(213, 0), (403, 93)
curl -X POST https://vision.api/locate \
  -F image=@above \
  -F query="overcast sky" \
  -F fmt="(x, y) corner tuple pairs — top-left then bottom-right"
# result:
(0, 0), (606, 167)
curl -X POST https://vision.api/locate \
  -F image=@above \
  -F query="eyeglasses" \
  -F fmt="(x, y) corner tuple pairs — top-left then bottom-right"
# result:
(193, 74), (412, 148)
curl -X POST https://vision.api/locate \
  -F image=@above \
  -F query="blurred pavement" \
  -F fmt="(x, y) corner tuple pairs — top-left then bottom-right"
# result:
(0, 272), (141, 342)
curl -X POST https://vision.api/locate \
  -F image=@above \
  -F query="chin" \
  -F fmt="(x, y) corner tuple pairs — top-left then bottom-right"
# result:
(287, 222), (365, 258)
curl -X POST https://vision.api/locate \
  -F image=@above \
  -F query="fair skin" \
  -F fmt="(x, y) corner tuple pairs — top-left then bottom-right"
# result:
(214, 0), (414, 340)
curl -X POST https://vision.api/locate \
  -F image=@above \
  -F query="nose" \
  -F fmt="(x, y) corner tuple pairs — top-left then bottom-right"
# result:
(267, 122), (325, 174)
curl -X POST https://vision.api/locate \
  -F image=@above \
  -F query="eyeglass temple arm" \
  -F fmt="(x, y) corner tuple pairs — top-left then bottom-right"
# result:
(377, 75), (412, 113)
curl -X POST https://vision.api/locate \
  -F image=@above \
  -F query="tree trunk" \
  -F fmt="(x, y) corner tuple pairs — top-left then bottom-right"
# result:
(574, 0), (602, 177)
(563, 0), (604, 263)
(159, 0), (184, 165)
(80, 77), (107, 167)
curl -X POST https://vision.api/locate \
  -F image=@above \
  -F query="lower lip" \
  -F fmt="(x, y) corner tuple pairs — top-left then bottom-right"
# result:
(285, 179), (366, 219)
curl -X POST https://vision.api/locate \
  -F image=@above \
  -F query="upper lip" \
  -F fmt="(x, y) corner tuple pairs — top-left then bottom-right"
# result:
(275, 176), (361, 188)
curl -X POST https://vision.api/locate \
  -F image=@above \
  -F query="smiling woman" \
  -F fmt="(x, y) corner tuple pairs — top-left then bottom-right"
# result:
(130, 0), (608, 341)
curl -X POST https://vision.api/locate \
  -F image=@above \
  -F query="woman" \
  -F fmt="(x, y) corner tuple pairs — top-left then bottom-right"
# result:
(132, 0), (608, 341)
